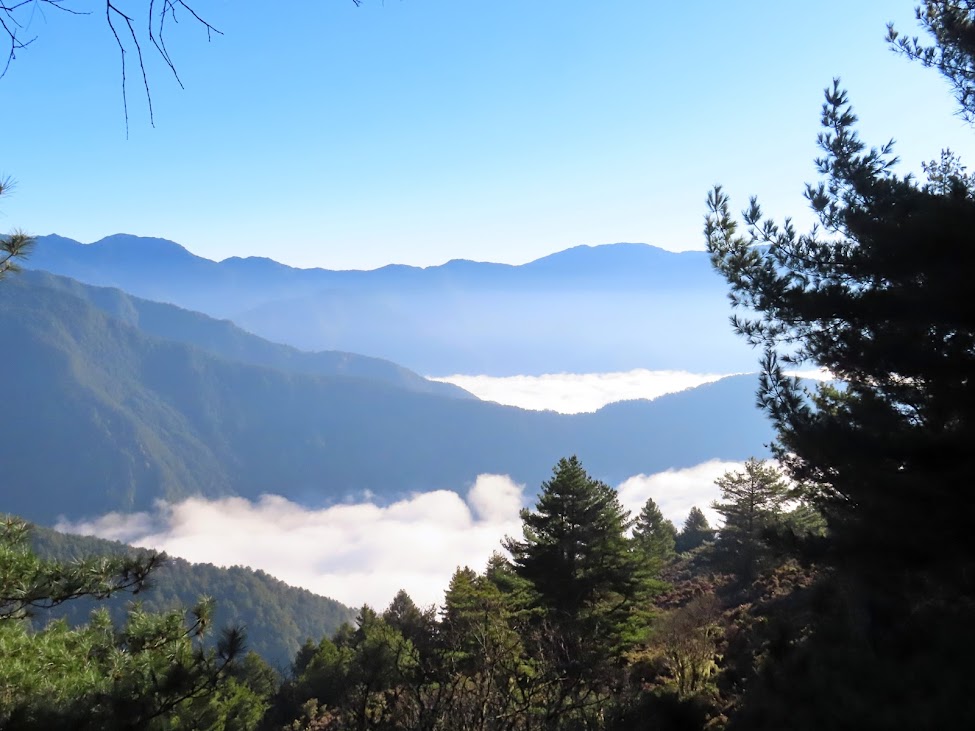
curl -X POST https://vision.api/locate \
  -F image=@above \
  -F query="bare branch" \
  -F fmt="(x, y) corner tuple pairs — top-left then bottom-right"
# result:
(0, 1), (359, 131)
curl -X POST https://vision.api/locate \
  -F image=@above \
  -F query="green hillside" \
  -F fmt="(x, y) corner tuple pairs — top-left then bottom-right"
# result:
(18, 269), (472, 400)
(29, 525), (355, 669)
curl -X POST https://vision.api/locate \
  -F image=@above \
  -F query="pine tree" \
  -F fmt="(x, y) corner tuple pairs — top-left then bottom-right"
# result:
(0, 517), (244, 729)
(632, 497), (677, 572)
(889, 1), (975, 123)
(504, 456), (645, 671)
(0, 180), (32, 281)
(675, 507), (713, 554)
(706, 5), (975, 725)
(711, 459), (791, 577)
(707, 76), (975, 587)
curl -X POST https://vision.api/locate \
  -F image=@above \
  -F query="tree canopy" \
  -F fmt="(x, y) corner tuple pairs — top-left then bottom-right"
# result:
(705, 1), (975, 725)
(675, 507), (712, 554)
(504, 456), (645, 646)
(0, 517), (250, 729)
(632, 496), (677, 572)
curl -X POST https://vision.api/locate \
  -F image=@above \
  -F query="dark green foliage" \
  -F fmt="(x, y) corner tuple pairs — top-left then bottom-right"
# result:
(286, 606), (418, 730)
(707, 80), (975, 585)
(725, 582), (975, 731)
(0, 179), (32, 280)
(710, 459), (793, 578)
(0, 233), (31, 280)
(889, 1), (975, 123)
(632, 497), (677, 573)
(706, 5), (975, 726)
(271, 459), (686, 730)
(30, 526), (355, 669)
(1, 517), (161, 620)
(675, 508), (713, 554)
(0, 518), (252, 730)
(712, 460), (790, 537)
(505, 457), (646, 666)
(382, 589), (435, 649)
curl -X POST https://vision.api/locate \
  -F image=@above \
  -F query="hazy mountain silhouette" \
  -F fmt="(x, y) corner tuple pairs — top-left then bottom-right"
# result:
(1, 274), (772, 525)
(26, 234), (752, 375)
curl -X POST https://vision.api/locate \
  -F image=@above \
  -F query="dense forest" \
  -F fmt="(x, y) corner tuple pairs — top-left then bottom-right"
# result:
(2, 456), (821, 729)
(30, 528), (355, 669)
(3, 0), (975, 728)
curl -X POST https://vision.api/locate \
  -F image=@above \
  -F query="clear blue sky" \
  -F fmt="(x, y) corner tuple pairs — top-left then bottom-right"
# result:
(2, 0), (973, 269)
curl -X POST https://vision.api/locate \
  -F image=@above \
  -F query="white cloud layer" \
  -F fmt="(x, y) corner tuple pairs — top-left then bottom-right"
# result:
(58, 476), (526, 611)
(431, 368), (834, 414)
(616, 459), (747, 528)
(57, 463), (747, 611)
(429, 369), (738, 413)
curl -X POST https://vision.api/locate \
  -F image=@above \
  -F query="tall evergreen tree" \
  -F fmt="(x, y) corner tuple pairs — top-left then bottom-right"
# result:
(711, 459), (792, 577)
(675, 507), (713, 554)
(707, 75), (975, 587)
(706, 4), (975, 725)
(632, 496), (677, 572)
(504, 456), (645, 670)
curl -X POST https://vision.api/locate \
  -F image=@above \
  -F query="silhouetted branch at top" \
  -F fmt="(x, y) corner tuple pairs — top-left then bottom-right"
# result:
(0, 1), (364, 133)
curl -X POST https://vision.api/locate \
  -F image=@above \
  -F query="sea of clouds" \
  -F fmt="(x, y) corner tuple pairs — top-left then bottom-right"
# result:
(428, 369), (736, 413)
(57, 368), (832, 609)
(430, 368), (831, 414)
(57, 461), (742, 611)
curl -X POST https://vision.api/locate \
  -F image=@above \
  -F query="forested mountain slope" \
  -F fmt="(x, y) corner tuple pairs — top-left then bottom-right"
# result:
(29, 525), (356, 669)
(15, 269), (471, 400)
(0, 276), (772, 524)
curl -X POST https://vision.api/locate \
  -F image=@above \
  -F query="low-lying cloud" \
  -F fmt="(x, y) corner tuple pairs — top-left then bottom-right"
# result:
(58, 475), (525, 611)
(58, 463), (744, 611)
(429, 369), (738, 413)
(616, 459), (747, 528)
(431, 368), (834, 414)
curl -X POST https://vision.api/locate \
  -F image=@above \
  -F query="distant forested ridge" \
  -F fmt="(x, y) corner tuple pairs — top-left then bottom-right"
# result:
(25, 236), (749, 374)
(16, 269), (472, 400)
(30, 525), (356, 669)
(0, 272), (772, 524)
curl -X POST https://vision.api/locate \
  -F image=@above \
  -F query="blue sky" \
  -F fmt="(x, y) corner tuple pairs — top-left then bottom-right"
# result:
(2, 0), (974, 269)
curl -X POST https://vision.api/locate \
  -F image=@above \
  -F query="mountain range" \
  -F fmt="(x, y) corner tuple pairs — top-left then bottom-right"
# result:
(0, 268), (773, 526)
(25, 234), (752, 375)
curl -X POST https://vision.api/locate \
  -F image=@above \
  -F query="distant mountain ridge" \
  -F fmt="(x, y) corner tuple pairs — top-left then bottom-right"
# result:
(25, 234), (751, 375)
(30, 234), (707, 286)
(0, 272), (772, 525)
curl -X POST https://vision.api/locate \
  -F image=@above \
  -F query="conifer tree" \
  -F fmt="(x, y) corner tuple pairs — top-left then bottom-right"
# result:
(711, 459), (791, 577)
(504, 456), (644, 670)
(0, 180), (31, 281)
(706, 75), (975, 587)
(889, 1), (975, 123)
(632, 496), (677, 572)
(675, 507), (713, 554)
(0, 518), (244, 729)
(706, 4), (975, 725)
